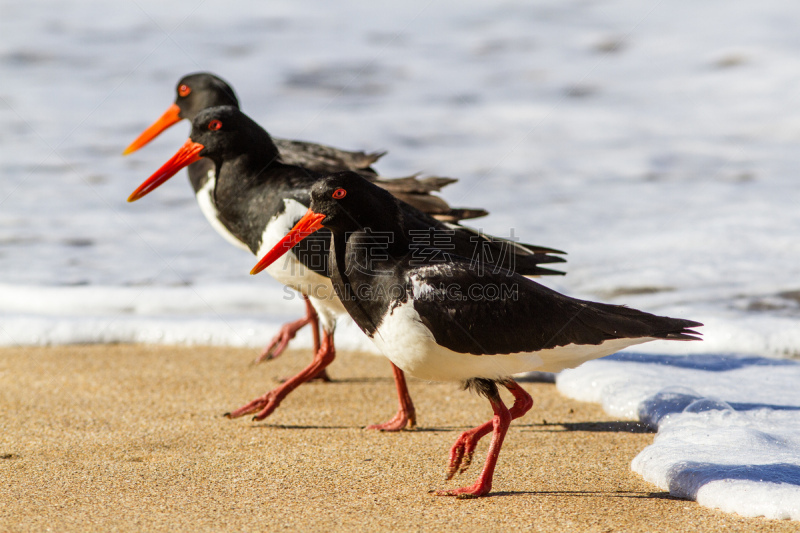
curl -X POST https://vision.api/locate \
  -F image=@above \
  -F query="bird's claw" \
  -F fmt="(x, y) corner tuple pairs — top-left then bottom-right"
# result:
(255, 332), (293, 363)
(226, 392), (279, 420)
(434, 487), (483, 498)
(366, 407), (416, 432)
(446, 433), (477, 479)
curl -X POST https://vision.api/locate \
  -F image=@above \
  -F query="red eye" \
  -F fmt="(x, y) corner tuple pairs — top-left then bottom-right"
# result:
(208, 119), (222, 131)
(332, 188), (347, 199)
(178, 84), (191, 97)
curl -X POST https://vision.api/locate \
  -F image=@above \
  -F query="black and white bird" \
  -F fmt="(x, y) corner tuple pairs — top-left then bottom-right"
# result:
(251, 172), (703, 498)
(122, 72), (487, 369)
(127, 106), (566, 431)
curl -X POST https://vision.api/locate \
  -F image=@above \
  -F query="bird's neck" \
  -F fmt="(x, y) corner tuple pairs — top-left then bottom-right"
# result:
(209, 155), (293, 253)
(186, 158), (216, 193)
(328, 229), (409, 338)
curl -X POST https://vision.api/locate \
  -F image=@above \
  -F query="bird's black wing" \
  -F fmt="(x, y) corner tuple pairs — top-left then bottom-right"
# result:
(408, 261), (701, 356)
(273, 137), (384, 174)
(399, 206), (566, 277)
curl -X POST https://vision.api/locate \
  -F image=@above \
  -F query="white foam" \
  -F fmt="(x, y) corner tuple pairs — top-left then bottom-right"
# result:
(0, 283), (378, 352)
(557, 354), (800, 520)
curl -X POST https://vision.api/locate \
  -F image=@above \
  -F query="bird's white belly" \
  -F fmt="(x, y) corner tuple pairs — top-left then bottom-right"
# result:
(369, 300), (653, 382)
(195, 173), (250, 253)
(256, 198), (346, 330)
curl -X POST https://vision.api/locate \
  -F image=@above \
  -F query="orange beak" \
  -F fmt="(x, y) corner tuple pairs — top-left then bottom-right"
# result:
(251, 209), (326, 275)
(127, 139), (204, 202)
(122, 104), (183, 155)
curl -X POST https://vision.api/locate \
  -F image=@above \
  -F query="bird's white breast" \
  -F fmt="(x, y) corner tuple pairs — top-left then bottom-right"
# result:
(197, 178), (344, 330)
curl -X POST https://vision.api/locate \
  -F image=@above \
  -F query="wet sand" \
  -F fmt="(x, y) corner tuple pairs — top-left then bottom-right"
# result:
(0, 344), (793, 532)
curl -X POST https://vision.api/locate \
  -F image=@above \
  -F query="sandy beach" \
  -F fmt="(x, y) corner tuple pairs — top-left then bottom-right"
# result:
(0, 344), (793, 532)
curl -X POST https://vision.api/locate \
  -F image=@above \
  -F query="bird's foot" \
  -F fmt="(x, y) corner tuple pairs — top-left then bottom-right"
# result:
(224, 390), (280, 421)
(254, 318), (309, 363)
(365, 406), (416, 432)
(445, 430), (481, 479)
(434, 479), (492, 499)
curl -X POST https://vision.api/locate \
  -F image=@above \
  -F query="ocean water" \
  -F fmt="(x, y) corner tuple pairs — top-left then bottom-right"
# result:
(2, 0), (800, 519)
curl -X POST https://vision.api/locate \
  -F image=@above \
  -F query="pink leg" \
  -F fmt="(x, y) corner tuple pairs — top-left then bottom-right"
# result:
(295, 307), (327, 381)
(226, 330), (336, 421)
(437, 381), (533, 498)
(256, 296), (329, 382)
(255, 296), (321, 362)
(366, 362), (417, 431)
(444, 381), (533, 478)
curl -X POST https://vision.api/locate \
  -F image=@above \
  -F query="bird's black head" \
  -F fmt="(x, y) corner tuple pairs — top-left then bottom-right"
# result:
(128, 106), (278, 202)
(307, 171), (402, 235)
(250, 172), (405, 275)
(174, 72), (240, 121)
(188, 106), (278, 164)
(123, 71), (240, 156)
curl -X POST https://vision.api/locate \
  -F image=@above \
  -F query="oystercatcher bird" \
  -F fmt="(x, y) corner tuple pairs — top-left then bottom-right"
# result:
(122, 72), (487, 368)
(251, 172), (703, 498)
(128, 106), (566, 431)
